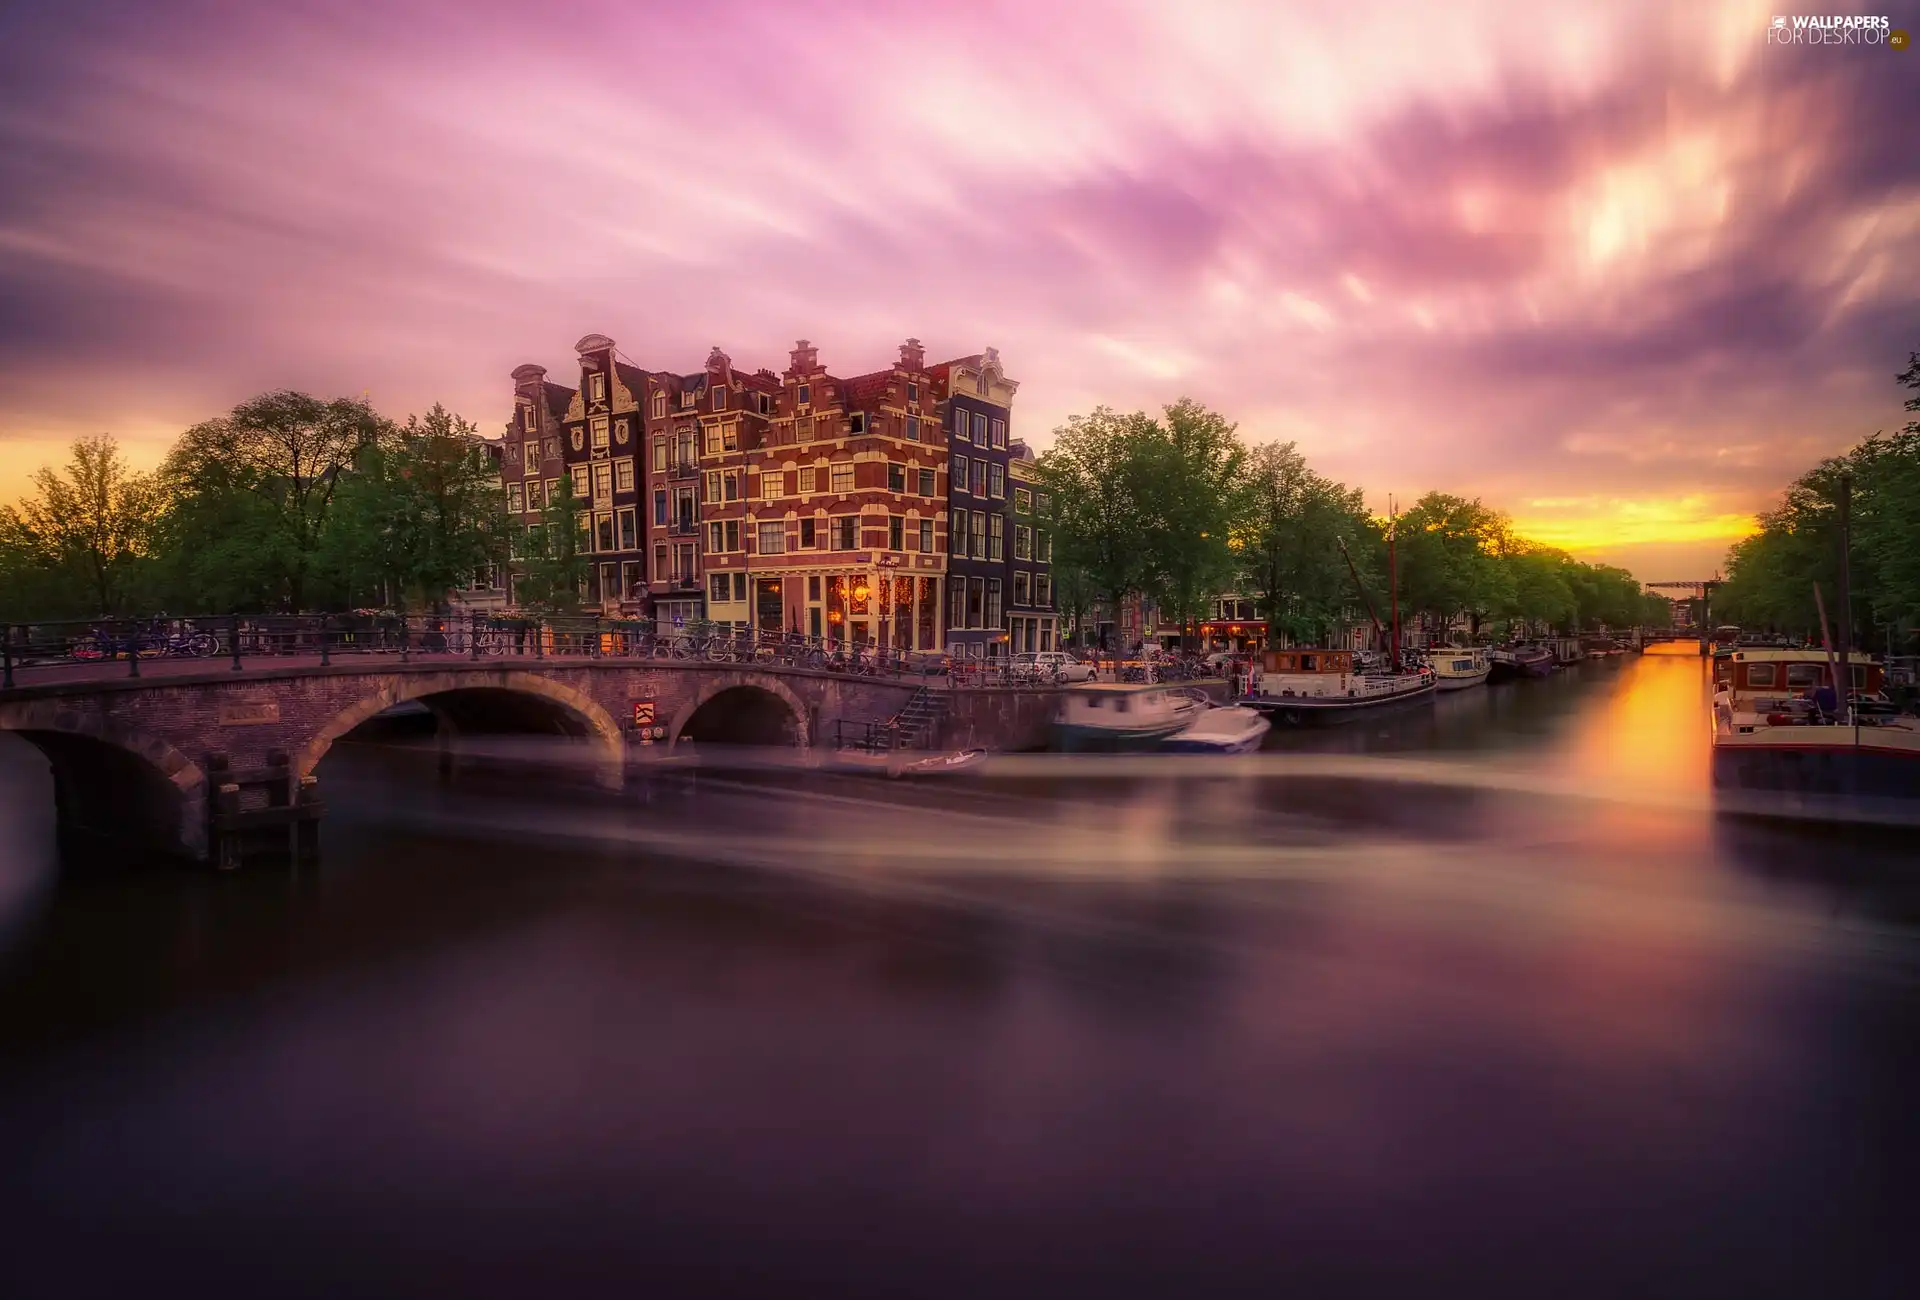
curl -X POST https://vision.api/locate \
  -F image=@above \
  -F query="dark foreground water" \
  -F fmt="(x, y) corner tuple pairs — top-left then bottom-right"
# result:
(2, 649), (1917, 1298)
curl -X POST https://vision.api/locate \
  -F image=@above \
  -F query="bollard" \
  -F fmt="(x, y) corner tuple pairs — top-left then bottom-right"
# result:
(230, 614), (243, 672)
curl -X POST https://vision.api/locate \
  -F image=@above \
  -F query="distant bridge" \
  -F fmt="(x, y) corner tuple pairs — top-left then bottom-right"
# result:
(0, 651), (1052, 866)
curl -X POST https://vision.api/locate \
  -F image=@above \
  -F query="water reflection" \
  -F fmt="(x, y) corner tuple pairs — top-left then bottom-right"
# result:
(0, 655), (1917, 1297)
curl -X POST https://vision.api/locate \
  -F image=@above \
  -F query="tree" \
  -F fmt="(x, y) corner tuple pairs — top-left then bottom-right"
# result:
(1394, 492), (1509, 637)
(1, 434), (158, 616)
(157, 391), (388, 611)
(1235, 441), (1378, 647)
(1036, 407), (1163, 653)
(513, 475), (588, 613)
(1136, 399), (1248, 646)
(320, 405), (508, 612)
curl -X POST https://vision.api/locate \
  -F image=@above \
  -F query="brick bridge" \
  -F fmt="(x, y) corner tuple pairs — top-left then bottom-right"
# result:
(0, 659), (1061, 863)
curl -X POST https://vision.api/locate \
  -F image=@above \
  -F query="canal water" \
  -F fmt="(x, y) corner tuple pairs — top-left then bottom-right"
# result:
(1, 648), (1916, 1298)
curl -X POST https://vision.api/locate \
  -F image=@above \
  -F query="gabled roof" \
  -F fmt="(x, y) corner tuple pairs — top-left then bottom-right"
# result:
(541, 381), (576, 419)
(839, 370), (893, 408)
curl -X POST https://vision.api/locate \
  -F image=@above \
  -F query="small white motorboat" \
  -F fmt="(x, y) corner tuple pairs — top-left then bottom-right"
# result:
(1157, 705), (1271, 754)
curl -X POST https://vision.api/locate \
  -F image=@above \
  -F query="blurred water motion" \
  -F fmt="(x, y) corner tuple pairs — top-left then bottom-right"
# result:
(1, 649), (1917, 1299)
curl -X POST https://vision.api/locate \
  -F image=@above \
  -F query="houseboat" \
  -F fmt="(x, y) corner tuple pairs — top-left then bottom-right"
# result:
(1487, 644), (1553, 683)
(1711, 647), (1920, 818)
(1240, 648), (1435, 727)
(1053, 683), (1205, 752)
(1429, 646), (1491, 691)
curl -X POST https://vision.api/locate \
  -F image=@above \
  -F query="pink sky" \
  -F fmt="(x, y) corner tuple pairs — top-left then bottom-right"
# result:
(1, 0), (1915, 581)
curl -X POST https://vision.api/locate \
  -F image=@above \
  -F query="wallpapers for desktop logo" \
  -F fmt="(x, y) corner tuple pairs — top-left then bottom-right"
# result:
(1766, 14), (1908, 47)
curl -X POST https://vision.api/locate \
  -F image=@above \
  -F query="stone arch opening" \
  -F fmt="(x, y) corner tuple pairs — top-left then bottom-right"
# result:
(674, 685), (805, 749)
(300, 671), (623, 789)
(0, 710), (205, 863)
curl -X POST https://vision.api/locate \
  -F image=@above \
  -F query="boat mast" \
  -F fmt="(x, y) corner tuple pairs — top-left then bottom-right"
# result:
(1388, 496), (1401, 672)
(1336, 537), (1386, 648)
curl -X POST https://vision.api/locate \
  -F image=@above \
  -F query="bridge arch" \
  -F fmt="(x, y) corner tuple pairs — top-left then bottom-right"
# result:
(668, 673), (811, 753)
(297, 670), (625, 787)
(0, 700), (209, 860)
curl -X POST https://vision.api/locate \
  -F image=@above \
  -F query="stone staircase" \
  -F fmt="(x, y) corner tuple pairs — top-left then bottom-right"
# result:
(837, 686), (951, 752)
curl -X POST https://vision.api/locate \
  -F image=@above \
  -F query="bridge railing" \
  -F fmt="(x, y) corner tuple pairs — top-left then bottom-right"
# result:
(0, 613), (982, 688)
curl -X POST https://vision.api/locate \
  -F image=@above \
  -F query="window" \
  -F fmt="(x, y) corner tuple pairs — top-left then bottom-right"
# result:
(831, 516), (857, 550)
(952, 455), (968, 493)
(849, 412), (866, 435)
(967, 577), (984, 627)
(907, 381), (919, 405)
(591, 416), (609, 450)
(906, 415), (920, 442)
(507, 482), (525, 513)
(592, 462), (613, 505)
(972, 459), (987, 496)
(989, 463), (1005, 498)
(758, 521), (786, 554)
(704, 471), (722, 503)
(1014, 571), (1031, 605)
(709, 522), (725, 553)
(1786, 663), (1823, 688)
(590, 373), (605, 403)
(654, 543), (668, 578)
(724, 470), (740, 502)
(653, 489), (667, 526)
(1036, 575), (1052, 607)
(650, 437), (667, 471)
(596, 512), (615, 552)
(675, 542), (695, 577)
(888, 462), (906, 492)
(673, 487), (696, 524)
(989, 513), (1004, 560)
(618, 508), (637, 550)
(711, 573), (731, 604)
(798, 466), (817, 493)
(949, 578), (967, 629)
(733, 572), (747, 601)
(830, 464), (855, 494)
(652, 392), (667, 418)
(712, 387), (726, 411)
(796, 415), (813, 441)
(675, 426), (696, 463)
(615, 458), (635, 493)
(525, 406), (539, 432)
(797, 383), (811, 406)
(1744, 663), (1778, 687)
(570, 466), (590, 499)
(523, 445), (539, 477)
(1016, 487), (1032, 515)
(545, 478), (560, 508)
(682, 390), (695, 409)
(971, 512), (987, 559)
(801, 517), (817, 548)
(888, 516), (903, 550)
(950, 508), (968, 556)
(990, 419), (1006, 449)
(953, 407), (969, 441)
(576, 513), (591, 549)
(973, 413), (988, 443)
(1037, 529), (1052, 561)
(1036, 491), (1051, 516)
(1015, 524), (1032, 560)
(986, 578), (1002, 628)
(918, 519), (934, 552)
(917, 468), (935, 496)
(622, 560), (643, 598)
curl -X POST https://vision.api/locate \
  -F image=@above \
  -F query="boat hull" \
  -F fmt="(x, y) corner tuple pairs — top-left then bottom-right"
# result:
(1242, 680), (1436, 727)
(1711, 734), (1920, 802)
(1053, 720), (1190, 753)
(1433, 667), (1490, 691)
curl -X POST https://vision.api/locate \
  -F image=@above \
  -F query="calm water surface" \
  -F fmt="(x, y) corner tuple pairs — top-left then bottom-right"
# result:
(2, 649), (1917, 1298)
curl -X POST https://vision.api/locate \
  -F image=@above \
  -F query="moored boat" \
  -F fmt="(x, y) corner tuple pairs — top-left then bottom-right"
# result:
(1711, 647), (1920, 820)
(1240, 648), (1435, 727)
(1429, 646), (1491, 691)
(1053, 683), (1204, 752)
(1158, 705), (1271, 754)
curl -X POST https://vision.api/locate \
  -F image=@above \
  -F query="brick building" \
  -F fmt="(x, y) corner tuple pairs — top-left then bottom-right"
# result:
(1007, 443), (1057, 653)
(931, 348), (1018, 659)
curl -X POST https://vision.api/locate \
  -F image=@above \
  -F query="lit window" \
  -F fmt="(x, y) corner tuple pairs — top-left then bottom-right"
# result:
(571, 466), (590, 499)
(762, 470), (783, 498)
(590, 373), (605, 402)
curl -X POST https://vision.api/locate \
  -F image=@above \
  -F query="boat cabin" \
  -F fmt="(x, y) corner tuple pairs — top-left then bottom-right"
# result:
(1721, 649), (1881, 697)
(1058, 682), (1196, 725)
(1259, 649), (1351, 675)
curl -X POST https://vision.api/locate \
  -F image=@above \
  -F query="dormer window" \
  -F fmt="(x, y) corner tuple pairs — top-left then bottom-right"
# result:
(589, 373), (605, 403)
(797, 383), (811, 407)
(712, 387), (726, 412)
(977, 372), (989, 396)
(682, 391), (695, 409)
(849, 412), (866, 435)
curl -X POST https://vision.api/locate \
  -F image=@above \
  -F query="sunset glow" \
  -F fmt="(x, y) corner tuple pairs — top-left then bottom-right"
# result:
(1, 0), (1915, 579)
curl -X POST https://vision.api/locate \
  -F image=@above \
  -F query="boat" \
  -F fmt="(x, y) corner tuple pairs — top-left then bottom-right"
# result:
(1428, 646), (1490, 691)
(1239, 648), (1435, 726)
(1513, 644), (1555, 678)
(827, 746), (989, 778)
(1158, 706), (1271, 754)
(1053, 683), (1205, 752)
(1711, 647), (1920, 819)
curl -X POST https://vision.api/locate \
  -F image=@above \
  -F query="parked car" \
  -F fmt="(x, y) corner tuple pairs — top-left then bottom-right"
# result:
(1011, 651), (1098, 683)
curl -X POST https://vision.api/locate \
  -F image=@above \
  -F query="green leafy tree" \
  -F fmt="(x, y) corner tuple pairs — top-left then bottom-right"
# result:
(1136, 399), (1248, 646)
(156, 391), (389, 611)
(0, 434), (158, 616)
(1036, 407), (1162, 654)
(513, 475), (588, 613)
(1235, 441), (1379, 647)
